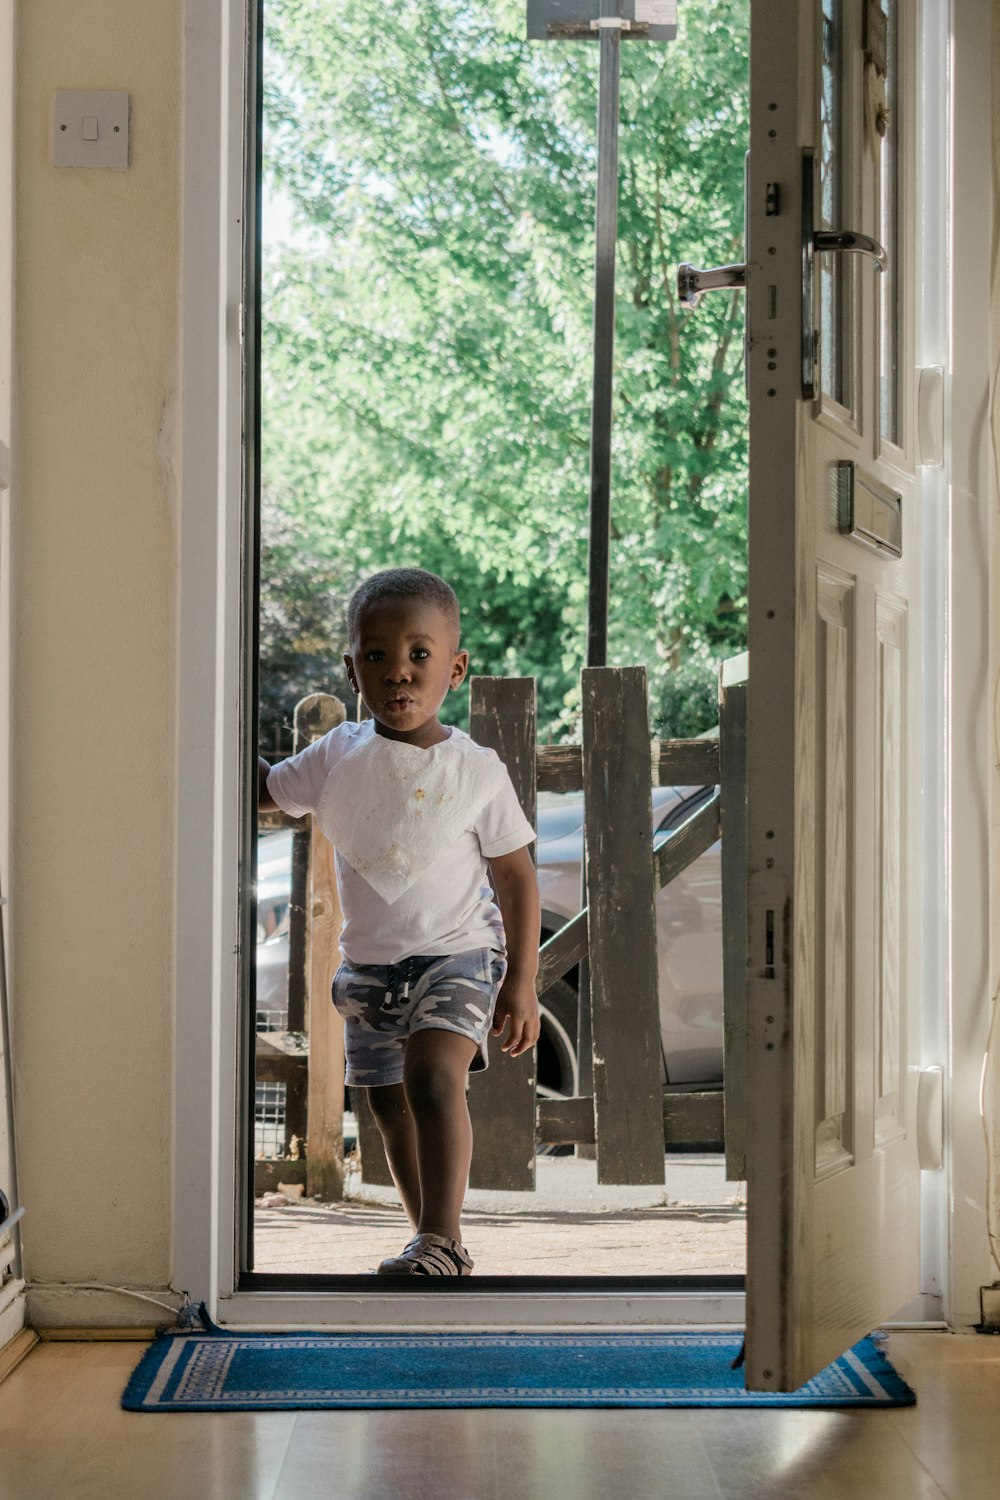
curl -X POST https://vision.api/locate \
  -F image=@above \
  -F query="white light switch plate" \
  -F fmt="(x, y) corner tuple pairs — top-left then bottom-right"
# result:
(52, 91), (129, 169)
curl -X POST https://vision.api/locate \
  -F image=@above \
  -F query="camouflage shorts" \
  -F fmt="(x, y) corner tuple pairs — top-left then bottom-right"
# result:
(332, 948), (508, 1088)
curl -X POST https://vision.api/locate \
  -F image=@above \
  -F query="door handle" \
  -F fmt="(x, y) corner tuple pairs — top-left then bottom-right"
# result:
(676, 262), (747, 309)
(813, 229), (887, 271)
(678, 226), (884, 314)
(801, 151), (890, 397)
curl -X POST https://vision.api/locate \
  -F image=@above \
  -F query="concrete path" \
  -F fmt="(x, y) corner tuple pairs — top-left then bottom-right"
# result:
(253, 1154), (747, 1277)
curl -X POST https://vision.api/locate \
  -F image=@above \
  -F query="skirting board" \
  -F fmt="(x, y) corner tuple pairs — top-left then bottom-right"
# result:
(0, 1328), (36, 1386)
(0, 1277), (26, 1351)
(26, 1284), (185, 1330)
(38, 1326), (166, 1341)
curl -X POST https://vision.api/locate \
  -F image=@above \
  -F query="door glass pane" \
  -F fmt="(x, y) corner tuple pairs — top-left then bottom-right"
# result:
(819, 0), (851, 407)
(878, 0), (900, 444)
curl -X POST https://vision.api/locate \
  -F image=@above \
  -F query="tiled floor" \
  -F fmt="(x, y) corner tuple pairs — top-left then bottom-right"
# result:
(1, 1328), (998, 1498)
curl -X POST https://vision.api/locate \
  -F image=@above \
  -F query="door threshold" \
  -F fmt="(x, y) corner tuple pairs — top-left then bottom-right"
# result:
(220, 1281), (746, 1332)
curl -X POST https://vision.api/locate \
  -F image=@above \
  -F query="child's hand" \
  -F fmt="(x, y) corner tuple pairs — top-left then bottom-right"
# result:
(492, 974), (541, 1059)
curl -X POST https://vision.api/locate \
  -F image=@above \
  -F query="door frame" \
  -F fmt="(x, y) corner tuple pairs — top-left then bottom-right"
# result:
(172, 0), (745, 1328)
(0, 0), (24, 1351)
(173, 0), (993, 1330)
(944, 0), (1000, 1330)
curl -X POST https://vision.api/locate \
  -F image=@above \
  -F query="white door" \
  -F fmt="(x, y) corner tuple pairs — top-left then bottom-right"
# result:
(743, 0), (921, 1390)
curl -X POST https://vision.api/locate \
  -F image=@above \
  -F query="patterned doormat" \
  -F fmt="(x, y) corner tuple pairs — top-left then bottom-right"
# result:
(122, 1311), (915, 1411)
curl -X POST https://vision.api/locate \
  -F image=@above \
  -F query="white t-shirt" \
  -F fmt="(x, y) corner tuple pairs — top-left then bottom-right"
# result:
(267, 720), (535, 965)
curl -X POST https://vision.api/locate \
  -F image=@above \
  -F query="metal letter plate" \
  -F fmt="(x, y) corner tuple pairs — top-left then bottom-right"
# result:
(836, 461), (902, 558)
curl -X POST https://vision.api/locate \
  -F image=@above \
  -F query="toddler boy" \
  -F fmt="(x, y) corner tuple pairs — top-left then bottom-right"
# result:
(258, 567), (540, 1275)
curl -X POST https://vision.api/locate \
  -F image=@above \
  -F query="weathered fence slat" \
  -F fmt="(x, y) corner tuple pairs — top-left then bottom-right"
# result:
(583, 665), (665, 1185)
(536, 1091), (723, 1149)
(652, 739), (720, 786)
(468, 677), (538, 1192)
(286, 825), (310, 1037)
(535, 738), (720, 794)
(536, 908), (589, 994)
(719, 652), (749, 1182)
(354, 1089), (394, 1187)
(257, 807), (306, 832)
(536, 745), (584, 792)
(346, 697), (398, 1186)
(537, 1094), (596, 1145)
(305, 820), (346, 1198)
(292, 695), (349, 1200)
(653, 794), (722, 892)
(664, 1090), (725, 1149)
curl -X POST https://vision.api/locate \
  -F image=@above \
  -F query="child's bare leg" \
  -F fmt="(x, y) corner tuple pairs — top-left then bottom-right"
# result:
(403, 1029), (479, 1242)
(365, 1083), (421, 1229)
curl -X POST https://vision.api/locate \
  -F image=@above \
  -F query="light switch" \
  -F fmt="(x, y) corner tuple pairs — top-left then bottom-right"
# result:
(52, 91), (129, 169)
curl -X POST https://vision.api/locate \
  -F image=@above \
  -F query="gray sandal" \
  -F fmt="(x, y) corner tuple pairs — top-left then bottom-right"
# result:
(376, 1233), (474, 1277)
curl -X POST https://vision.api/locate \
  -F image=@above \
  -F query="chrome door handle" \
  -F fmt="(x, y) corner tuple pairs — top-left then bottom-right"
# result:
(813, 229), (887, 272)
(677, 261), (747, 309)
(800, 151), (889, 398)
(679, 226), (884, 316)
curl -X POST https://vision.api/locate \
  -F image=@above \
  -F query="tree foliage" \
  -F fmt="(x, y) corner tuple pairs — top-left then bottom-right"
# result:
(260, 0), (749, 747)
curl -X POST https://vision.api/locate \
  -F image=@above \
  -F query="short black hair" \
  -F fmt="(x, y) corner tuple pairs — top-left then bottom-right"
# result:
(347, 568), (460, 646)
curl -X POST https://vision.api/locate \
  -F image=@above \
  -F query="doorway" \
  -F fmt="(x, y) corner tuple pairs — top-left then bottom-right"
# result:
(245, 0), (750, 1289)
(171, 0), (983, 1342)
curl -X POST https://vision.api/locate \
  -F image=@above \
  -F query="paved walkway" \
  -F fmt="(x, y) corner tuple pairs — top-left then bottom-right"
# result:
(253, 1154), (747, 1277)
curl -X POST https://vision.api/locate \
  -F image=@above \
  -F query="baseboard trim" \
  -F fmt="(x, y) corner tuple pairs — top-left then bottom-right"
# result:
(0, 1328), (37, 1385)
(37, 1325), (167, 1342)
(26, 1284), (185, 1330)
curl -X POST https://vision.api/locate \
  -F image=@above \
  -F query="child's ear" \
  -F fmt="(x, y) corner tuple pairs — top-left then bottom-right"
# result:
(450, 650), (470, 689)
(343, 652), (357, 692)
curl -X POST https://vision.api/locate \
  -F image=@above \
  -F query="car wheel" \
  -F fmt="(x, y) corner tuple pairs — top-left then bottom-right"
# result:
(537, 975), (579, 1098)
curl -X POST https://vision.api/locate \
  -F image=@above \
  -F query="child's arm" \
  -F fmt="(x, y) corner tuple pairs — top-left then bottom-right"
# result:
(488, 845), (541, 1059)
(258, 756), (277, 812)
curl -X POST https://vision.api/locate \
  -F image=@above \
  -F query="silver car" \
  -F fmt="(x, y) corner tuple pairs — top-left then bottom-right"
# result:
(255, 784), (723, 1095)
(533, 785), (723, 1096)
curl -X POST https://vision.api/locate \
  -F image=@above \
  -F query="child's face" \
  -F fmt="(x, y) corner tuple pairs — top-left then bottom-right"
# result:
(344, 597), (469, 747)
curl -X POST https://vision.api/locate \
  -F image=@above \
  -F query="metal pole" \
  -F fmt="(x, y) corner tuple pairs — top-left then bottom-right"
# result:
(579, 0), (624, 1115)
(586, 0), (623, 671)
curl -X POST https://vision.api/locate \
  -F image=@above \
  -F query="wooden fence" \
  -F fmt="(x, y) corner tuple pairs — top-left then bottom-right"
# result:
(255, 658), (748, 1195)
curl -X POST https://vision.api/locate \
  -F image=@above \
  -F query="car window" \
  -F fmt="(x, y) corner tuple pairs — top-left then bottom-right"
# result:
(654, 784), (716, 837)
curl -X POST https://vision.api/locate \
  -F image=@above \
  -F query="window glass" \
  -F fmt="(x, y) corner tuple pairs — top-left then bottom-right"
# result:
(820, 0), (851, 408)
(878, 0), (900, 444)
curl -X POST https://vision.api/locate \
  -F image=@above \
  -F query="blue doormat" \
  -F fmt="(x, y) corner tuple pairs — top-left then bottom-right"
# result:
(122, 1310), (914, 1411)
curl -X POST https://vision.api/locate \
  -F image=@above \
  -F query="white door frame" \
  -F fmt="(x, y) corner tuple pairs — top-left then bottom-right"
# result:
(173, 0), (744, 1328)
(0, 0), (24, 1351)
(173, 0), (246, 1317)
(943, 0), (999, 1330)
(173, 0), (993, 1330)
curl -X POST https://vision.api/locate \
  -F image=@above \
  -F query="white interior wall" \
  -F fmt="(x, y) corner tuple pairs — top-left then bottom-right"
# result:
(13, 0), (183, 1327)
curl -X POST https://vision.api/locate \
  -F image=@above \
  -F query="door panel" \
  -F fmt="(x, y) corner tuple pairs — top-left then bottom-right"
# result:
(744, 0), (920, 1389)
(816, 567), (853, 1174)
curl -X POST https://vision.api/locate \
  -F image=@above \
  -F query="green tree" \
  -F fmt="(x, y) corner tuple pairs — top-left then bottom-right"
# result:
(261, 0), (749, 741)
(258, 492), (354, 753)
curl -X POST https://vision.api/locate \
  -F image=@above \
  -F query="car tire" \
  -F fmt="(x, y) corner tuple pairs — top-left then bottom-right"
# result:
(537, 975), (579, 1099)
